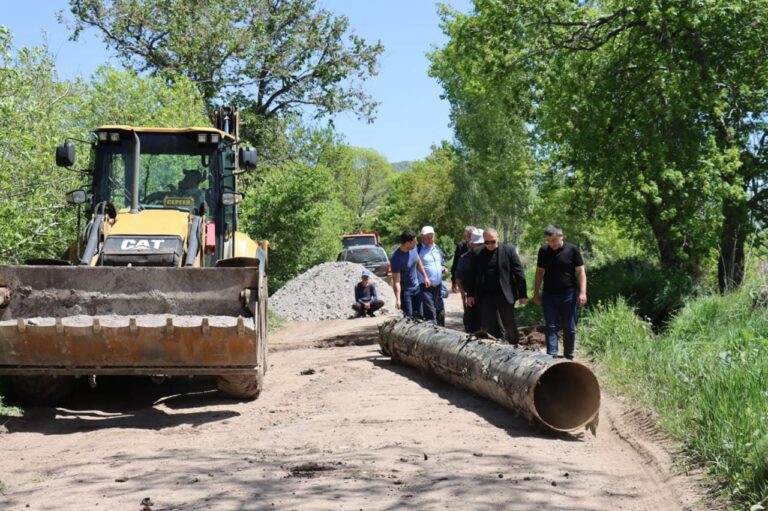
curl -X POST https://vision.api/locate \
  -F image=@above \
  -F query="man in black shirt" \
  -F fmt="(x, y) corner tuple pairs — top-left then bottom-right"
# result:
(450, 226), (476, 293)
(532, 225), (587, 359)
(352, 269), (384, 317)
(455, 228), (485, 332)
(464, 228), (528, 344)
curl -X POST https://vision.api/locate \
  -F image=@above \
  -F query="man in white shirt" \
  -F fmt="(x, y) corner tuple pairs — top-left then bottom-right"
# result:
(418, 225), (447, 325)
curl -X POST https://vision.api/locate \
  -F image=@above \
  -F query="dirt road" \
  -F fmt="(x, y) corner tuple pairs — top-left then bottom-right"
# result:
(0, 295), (710, 510)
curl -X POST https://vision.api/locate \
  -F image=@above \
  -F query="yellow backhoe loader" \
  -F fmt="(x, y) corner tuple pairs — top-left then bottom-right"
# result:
(0, 107), (268, 401)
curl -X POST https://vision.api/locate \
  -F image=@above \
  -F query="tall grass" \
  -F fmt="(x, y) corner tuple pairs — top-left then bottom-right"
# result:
(581, 282), (768, 508)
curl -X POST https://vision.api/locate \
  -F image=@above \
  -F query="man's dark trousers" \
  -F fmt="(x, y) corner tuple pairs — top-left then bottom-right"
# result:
(400, 285), (422, 319)
(353, 299), (384, 317)
(420, 283), (443, 325)
(478, 293), (519, 344)
(463, 304), (479, 333)
(542, 291), (578, 358)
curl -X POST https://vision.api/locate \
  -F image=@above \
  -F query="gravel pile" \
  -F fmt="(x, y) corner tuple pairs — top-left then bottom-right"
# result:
(270, 262), (397, 321)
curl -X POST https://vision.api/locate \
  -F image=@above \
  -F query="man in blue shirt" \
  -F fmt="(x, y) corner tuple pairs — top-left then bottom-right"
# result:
(390, 229), (431, 319)
(418, 225), (447, 325)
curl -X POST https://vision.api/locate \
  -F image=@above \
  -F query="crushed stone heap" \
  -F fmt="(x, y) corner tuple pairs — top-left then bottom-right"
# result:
(270, 262), (397, 321)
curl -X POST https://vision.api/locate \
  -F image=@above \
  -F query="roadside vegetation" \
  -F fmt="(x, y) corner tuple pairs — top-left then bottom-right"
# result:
(579, 265), (768, 508)
(0, 381), (21, 417)
(267, 310), (287, 333)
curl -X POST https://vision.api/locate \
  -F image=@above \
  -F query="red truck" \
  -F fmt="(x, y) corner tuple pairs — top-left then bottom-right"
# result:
(341, 231), (381, 248)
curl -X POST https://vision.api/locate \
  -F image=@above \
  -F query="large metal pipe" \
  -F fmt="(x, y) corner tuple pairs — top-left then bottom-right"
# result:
(378, 318), (600, 434)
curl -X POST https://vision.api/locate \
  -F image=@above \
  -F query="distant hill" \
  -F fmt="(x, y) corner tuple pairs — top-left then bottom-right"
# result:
(391, 161), (414, 173)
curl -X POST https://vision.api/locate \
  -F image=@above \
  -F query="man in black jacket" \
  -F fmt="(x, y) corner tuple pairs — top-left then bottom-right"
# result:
(450, 226), (476, 293)
(464, 228), (528, 344)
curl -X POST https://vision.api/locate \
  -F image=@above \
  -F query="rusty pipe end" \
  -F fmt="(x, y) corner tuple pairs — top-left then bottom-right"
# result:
(533, 361), (601, 433)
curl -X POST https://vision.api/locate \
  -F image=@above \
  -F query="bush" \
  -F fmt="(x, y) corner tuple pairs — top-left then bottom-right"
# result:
(583, 277), (768, 507)
(579, 298), (652, 359)
(587, 257), (695, 327)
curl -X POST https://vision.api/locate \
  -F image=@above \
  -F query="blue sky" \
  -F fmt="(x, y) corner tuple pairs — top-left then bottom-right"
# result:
(3, 0), (473, 163)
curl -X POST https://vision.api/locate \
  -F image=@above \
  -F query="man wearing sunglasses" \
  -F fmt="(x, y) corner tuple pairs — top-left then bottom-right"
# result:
(463, 228), (528, 344)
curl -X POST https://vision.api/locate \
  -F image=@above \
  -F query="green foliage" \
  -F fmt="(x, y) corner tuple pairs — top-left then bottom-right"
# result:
(76, 66), (208, 128)
(582, 270), (768, 506)
(267, 309), (286, 333)
(67, 0), (384, 142)
(579, 297), (653, 361)
(519, 168), (656, 265)
(0, 29), (84, 263)
(588, 257), (695, 326)
(374, 143), (463, 246)
(390, 161), (414, 173)
(430, 0), (768, 289)
(332, 147), (393, 231)
(429, 10), (535, 242)
(240, 160), (346, 292)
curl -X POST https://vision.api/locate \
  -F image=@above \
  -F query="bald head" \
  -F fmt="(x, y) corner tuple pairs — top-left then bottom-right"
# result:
(483, 228), (499, 251)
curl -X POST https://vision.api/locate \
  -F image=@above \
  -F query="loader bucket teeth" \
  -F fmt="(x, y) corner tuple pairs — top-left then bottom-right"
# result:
(0, 266), (265, 376)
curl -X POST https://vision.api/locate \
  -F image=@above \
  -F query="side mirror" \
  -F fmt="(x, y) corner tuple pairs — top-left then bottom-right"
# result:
(65, 189), (88, 205)
(238, 146), (257, 170)
(222, 191), (245, 206)
(56, 142), (76, 167)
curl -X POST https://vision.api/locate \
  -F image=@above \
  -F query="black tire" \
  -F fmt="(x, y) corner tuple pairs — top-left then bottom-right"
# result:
(11, 376), (76, 404)
(215, 251), (267, 399)
(216, 371), (263, 399)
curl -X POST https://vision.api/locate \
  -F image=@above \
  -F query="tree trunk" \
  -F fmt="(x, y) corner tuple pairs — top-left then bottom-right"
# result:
(378, 318), (601, 434)
(718, 198), (748, 292)
(645, 204), (700, 277)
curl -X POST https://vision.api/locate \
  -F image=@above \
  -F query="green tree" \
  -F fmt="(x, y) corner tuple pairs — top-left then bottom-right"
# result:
(66, 0), (384, 143)
(76, 65), (208, 128)
(240, 161), (346, 291)
(375, 143), (461, 244)
(429, 7), (535, 245)
(333, 147), (392, 231)
(0, 27), (84, 263)
(431, 0), (768, 289)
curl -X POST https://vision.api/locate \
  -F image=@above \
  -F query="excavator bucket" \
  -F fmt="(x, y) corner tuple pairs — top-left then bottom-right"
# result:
(0, 265), (264, 376)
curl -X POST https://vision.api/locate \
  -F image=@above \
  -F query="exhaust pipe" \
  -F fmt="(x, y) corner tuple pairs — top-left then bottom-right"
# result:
(378, 318), (600, 434)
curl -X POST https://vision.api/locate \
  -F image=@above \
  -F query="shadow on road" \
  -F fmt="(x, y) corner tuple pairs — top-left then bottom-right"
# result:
(1, 376), (243, 434)
(367, 354), (583, 442)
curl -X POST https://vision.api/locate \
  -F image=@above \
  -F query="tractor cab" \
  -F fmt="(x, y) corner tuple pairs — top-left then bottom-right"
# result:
(56, 124), (256, 265)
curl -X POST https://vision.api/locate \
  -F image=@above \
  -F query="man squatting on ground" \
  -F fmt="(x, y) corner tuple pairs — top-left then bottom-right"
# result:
(352, 269), (384, 317)
(532, 224), (587, 359)
(454, 228), (485, 332)
(390, 229), (431, 318)
(463, 228), (528, 344)
(417, 225), (447, 325)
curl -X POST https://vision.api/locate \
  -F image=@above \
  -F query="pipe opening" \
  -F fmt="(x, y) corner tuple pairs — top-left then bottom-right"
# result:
(533, 362), (601, 432)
